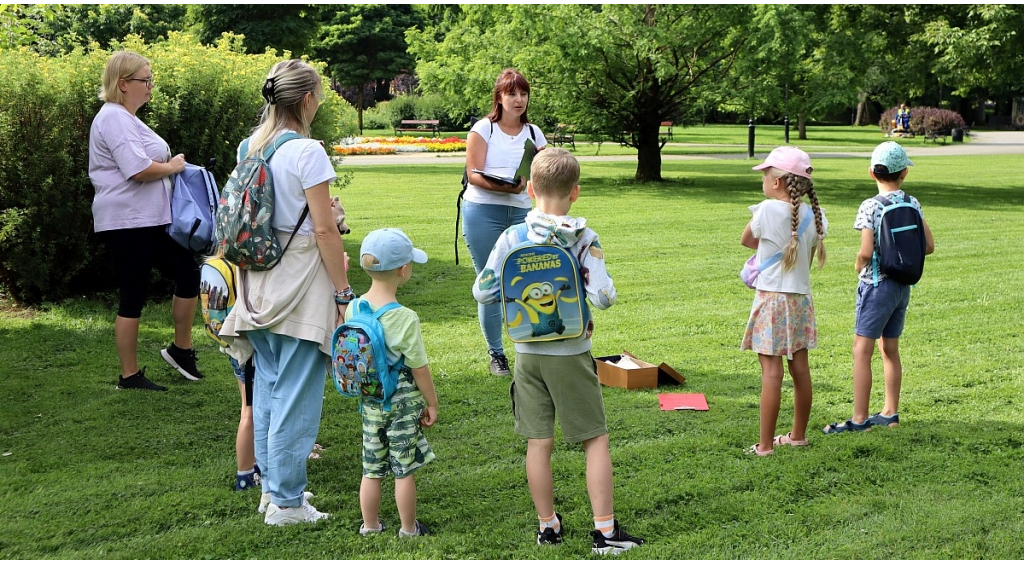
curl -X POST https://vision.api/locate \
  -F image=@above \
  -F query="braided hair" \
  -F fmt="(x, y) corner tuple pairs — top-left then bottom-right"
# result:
(770, 168), (827, 271)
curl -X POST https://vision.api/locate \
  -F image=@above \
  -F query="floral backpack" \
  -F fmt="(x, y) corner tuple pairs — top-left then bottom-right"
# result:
(214, 133), (307, 270)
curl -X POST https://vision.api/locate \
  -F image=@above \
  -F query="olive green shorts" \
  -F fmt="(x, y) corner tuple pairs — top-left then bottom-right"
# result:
(510, 351), (607, 443)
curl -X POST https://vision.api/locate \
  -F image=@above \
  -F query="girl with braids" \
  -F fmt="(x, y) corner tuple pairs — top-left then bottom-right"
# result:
(219, 60), (351, 525)
(740, 147), (828, 456)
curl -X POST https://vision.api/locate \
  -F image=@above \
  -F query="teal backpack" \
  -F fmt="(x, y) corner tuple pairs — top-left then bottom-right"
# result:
(215, 133), (307, 270)
(499, 224), (590, 343)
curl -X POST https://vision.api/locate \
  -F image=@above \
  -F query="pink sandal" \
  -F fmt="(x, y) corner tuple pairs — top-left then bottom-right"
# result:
(773, 432), (809, 447)
(746, 443), (773, 456)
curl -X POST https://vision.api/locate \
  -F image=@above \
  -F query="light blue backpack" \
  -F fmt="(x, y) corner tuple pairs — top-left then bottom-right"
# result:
(331, 299), (404, 412)
(168, 163), (218, 255)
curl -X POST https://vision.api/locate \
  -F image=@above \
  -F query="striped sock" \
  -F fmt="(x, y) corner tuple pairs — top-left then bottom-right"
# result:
(595, 514), (615, 538)
(539, 513), (561, 533)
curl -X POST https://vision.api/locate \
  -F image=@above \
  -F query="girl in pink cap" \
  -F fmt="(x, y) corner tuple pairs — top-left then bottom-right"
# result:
(740, 147), (828, 456)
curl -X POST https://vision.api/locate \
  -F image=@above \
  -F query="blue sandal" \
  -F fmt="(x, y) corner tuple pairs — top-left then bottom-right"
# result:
(822, 418), (872, 434)
(866, 412), (899, 427)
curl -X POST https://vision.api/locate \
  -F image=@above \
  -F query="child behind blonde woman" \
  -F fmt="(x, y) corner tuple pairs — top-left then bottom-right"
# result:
(740, 146), (828, 456)
(352, 228), (439, 538)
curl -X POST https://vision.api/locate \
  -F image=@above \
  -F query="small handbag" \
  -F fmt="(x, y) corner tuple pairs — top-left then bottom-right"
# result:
(740, 210), (812, 289)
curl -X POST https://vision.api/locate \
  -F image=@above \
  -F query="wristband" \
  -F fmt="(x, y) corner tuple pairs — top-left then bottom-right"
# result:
(334, 287), (356, 305)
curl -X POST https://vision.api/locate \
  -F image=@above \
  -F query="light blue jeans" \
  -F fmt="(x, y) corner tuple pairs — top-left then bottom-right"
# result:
(462, 201), (529, 353)
(248, 329), (326, 508)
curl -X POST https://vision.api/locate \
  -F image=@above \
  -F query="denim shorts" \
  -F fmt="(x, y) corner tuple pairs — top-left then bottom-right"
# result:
(854, 279), (912, 339)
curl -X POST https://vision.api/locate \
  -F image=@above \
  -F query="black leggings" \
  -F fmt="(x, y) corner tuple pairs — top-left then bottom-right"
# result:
(104, 225), (200, 319)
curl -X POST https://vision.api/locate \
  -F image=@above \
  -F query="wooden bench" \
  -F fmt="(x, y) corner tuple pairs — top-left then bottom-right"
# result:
(396, 119), (440, 137)
(659, 121), (674, 140)
(924, 129), (950, 144)
(551, 123), (576, 150)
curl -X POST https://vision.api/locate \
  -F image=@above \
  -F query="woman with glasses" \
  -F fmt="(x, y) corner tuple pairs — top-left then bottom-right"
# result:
(88, 51), (203, 392)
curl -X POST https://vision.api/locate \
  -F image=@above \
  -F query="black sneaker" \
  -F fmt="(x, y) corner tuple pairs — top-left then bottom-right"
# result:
(161, 343), (205, 381)
(537, 513), (564, 545)
(488, 349), (511, 376)
(591, 521), (645, 555)
(115, 367), (167, 392)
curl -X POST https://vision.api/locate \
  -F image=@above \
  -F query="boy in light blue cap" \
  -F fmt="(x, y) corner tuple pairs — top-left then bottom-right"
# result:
(824, 141), (934, 434)
(349, 228), (438, 538)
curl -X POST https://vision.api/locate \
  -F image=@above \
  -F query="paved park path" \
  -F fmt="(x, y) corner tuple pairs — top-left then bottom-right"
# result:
(338, 130), (1024, 167)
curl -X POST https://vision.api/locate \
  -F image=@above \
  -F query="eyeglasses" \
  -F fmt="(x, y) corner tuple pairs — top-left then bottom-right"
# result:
(127, 77), (154, 87)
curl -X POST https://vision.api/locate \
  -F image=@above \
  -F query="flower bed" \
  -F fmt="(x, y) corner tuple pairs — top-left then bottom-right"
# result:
(332, 136), (466, 156)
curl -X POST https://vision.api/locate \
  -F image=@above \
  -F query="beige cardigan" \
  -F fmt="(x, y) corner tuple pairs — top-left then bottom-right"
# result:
(218, 232), (338, 364)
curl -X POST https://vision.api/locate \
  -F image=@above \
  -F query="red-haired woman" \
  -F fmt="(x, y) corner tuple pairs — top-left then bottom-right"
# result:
(462, 68), (548, 376)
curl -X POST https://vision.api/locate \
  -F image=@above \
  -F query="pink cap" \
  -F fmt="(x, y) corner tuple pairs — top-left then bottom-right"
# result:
(752, 146), (813, 178)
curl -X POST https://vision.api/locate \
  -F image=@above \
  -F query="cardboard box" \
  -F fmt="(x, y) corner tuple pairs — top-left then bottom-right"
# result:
(595, 350), (686, 390)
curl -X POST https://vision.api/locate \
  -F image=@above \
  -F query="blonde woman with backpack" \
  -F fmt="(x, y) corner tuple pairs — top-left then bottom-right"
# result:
(218, 59), (351, 526)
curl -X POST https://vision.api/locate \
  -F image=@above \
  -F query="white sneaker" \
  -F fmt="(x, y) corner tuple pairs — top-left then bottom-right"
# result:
(264, 499), (329, 526)
(258, 491), (314, 513)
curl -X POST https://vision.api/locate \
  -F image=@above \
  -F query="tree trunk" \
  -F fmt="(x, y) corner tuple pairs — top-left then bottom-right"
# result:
(797, 111), (807, 140)
(634, 122), (663, 182)
(357, 86), (364, 134)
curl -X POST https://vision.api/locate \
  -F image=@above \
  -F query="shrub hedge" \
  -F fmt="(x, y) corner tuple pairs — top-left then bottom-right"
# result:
(0, 33), (357, 304)
(878, 106), (967, 133)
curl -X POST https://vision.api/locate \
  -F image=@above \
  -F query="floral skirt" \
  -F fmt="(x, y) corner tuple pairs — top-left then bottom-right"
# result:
(741, 290), (817, 360)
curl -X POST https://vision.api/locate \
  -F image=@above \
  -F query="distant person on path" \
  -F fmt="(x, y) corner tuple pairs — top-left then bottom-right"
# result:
(741, 147), (828, 456)
(462, 68), (548, 376)
(88, 51), (203, 392)
(473, 148), (645, 555)
(823, 142), (934, 434)
(350, 229), (438, 539)
(218, 59), (352, 526)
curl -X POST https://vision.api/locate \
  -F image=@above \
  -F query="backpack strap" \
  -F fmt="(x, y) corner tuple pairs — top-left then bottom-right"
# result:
(370, 301), (401, 319)
(756, 208), (813, 272)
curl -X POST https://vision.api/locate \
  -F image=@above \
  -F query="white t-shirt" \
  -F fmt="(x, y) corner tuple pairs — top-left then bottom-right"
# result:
(464, 118), (547, 209)
(748, 199), (828, 295)
(236, 131), (337, 236)
(89, 102), (173, 232)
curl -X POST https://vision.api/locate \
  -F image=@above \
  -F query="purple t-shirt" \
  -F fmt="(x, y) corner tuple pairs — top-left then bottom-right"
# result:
(88, 102), (172, 232)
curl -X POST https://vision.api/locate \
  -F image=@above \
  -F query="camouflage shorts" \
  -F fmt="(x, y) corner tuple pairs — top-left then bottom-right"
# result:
(361, 386), (435, 479)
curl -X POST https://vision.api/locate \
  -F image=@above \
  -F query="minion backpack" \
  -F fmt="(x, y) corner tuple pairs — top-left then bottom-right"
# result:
(499, 224), (590, 343)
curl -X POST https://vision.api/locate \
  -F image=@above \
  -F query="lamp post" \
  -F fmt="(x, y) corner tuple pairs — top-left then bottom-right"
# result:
(748, 119), (755, 158)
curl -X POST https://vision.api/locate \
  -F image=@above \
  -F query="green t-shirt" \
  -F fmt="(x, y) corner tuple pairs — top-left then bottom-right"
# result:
(344, 298), (428, 370)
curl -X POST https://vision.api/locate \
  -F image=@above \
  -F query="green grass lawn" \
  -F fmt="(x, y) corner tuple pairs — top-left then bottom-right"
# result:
(1, 153), (1022, 558)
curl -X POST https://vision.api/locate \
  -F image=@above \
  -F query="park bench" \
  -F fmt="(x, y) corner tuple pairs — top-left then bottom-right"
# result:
(551, 123), (576, 150)
(924, 129), (950, 144)
(396, 119), (440, 137)
(659, 121), (674, 140)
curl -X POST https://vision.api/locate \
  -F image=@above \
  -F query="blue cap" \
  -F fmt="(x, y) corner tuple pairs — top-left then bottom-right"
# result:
(360, 228), (427, 271)
(871, 141), (914, 174)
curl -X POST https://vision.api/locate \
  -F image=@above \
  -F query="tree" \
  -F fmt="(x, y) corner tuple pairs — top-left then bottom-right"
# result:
(188, 4), (322, 57)
(0, 4), (61, 51)
(315, 4), (422, 133)
(44, 4), (188, 53)
(916, 5), (1024, 122)
(409, 4), (751, 182)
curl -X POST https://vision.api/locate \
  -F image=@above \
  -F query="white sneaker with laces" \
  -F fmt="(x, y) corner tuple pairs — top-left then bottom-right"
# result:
(264, 499), (329, 526)
(258, 491), (314, 513)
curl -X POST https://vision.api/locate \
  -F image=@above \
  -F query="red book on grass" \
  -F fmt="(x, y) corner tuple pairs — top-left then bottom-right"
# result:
(658, 393), (708, 411)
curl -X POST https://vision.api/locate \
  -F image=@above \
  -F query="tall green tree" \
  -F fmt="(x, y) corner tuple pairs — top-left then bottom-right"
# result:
(315, 4), (422, 133)
(188, 4), (322, 56)
(409, 4), (751, 182)
(45, 4), (187, 52)
(0, 4), (61, 51)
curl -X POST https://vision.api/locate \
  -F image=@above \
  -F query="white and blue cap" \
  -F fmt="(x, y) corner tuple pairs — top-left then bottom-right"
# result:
(360, 228), (428, 271)
(870, 141), (914, 174)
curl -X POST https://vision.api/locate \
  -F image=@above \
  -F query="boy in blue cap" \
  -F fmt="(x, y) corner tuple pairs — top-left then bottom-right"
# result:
(824, 142), (934, 434)
(350, 228), (438, 538)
